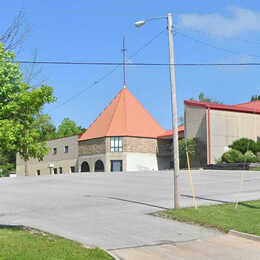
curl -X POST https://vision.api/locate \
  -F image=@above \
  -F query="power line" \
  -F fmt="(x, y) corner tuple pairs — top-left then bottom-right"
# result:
(176, 30), (260, 59)
(16, 61), (260, 66)
(47, 29), (166, 112)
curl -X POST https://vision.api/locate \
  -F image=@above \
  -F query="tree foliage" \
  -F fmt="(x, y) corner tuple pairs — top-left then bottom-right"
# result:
(179, 138), (200, 168)
(32, 113), (56, 141)
(56, 118), (85, 138)
(244, 150), (257, 163)
(229, 138), (258, 155)
(221, 149), (244, 163)
(251, 95), (260, 101)
(0, 43), (55, 175)
(190, 92), (222, 104)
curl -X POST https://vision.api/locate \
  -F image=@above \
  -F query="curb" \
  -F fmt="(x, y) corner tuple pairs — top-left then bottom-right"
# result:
(105, 250), (122, 260)
(229, 230), (260, 242)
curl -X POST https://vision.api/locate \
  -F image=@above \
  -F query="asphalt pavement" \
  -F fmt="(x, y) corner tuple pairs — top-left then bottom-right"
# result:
(0, 170), (259, 252)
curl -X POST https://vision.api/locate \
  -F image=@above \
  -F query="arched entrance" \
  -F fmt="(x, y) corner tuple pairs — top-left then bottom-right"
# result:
(81, 161), (90, 172)
(95, 160), (104, 172)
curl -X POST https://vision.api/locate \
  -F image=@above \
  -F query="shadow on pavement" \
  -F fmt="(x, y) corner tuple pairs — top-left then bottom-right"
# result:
(107, 197), (170, 210)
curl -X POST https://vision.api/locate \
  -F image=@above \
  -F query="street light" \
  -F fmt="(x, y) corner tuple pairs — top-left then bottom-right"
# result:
(135, 13), (180, 208)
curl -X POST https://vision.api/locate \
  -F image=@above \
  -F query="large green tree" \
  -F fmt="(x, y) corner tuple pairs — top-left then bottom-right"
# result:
(33, 113), (56, 141)
(0, 43), (55, 176)
(56, 118), (85, 138)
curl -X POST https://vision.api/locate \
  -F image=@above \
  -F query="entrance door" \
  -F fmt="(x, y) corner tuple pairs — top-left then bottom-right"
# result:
(111, 160), (123, 172)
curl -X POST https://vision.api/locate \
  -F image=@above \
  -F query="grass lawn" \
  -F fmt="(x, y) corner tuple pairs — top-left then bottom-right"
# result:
(0, 226), (114, 260)
(249, 167), (260, 171)
(157, 200), (260, 236)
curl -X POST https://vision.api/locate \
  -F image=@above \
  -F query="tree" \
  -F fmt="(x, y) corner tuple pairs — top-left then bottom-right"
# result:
(33, 113), (56, 141)
(0, 43), (55, 176)
(229, 138), (258, 155)
(0, 9), (29, 52)
(251, 95), (260, 101)
(56, 118), (85, 138)
(190, 92), (222, 104)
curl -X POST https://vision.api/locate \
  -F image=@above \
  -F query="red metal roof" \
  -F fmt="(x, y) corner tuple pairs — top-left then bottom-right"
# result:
(78, 87), (165, 141)
(184, 100), (260, 114)
(157, 125), (184, 138)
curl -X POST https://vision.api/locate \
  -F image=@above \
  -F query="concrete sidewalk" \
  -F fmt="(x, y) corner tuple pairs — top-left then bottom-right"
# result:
(110, 234), (260, 260)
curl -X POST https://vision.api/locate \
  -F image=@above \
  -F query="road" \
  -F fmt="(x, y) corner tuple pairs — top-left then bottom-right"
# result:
(0, 170), (259, 252)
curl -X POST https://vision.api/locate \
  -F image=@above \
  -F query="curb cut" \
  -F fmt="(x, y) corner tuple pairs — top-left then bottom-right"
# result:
(105, 250), (122, 260)
(229, 230), (260, 242)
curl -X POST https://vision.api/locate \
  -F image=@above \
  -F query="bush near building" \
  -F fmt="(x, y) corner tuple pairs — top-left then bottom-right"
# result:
(221, 138), (260, 163)
(179, 138), (202, 168)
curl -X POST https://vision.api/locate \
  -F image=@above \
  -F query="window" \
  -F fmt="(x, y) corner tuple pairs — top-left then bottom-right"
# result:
(54, 168), (57, 174)
(110, 137), (123, 152)
(64, 146), (69, 153)
(37, 170), (40, 176)
(59, 167), (62, 174)
(70, 166), (75, 173)
(53, 148), (57, 155)
(111, 160), (123, 172)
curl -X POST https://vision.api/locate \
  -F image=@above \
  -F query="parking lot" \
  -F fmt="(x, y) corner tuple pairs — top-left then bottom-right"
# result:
(0, 170), (260, 250)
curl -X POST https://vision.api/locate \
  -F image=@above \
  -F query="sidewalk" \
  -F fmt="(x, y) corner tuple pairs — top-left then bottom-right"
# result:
(110, 234), (260, 260)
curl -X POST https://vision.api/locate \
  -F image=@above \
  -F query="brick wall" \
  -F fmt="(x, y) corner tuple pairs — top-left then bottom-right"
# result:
(79, 137), (107, 155)
(123, 137), (158, 153)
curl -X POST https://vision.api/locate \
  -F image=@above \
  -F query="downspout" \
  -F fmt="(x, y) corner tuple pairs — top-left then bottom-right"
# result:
(207, 108), (211, 164)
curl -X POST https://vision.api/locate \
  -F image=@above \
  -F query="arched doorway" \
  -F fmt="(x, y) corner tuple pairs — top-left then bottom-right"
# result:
(95, 160), (104, 172)
(81, 161), (90, 172)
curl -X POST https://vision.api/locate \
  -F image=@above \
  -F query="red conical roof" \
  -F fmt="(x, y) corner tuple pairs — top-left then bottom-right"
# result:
(78, 87), (165, 141)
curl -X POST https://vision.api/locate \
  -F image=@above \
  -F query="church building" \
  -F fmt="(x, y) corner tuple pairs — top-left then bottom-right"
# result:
(16, 87), (181, 176)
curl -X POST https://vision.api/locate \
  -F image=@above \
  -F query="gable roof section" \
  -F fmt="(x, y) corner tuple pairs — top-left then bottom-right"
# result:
(184, 100), (260, 114)
(78, 87), (165, 141)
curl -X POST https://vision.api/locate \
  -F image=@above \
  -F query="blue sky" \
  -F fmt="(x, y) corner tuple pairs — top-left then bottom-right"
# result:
(2, 1), (260, 130)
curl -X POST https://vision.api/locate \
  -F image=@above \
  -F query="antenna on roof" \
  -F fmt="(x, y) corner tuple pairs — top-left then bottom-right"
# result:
(122, 36), (127, 88)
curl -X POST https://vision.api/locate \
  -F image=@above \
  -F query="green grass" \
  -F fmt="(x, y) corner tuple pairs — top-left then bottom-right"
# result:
(0, 227), (114, 260)
(249, 167), (260, 171)
(157, 200), (260, 236)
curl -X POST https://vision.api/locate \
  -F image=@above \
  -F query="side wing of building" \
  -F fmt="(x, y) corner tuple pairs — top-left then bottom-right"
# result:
(16, 135), (79, 176)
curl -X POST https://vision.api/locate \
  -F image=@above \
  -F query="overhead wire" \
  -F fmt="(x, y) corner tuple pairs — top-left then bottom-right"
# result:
(47, 28), (167, 113)
(175, 30), (260, 59)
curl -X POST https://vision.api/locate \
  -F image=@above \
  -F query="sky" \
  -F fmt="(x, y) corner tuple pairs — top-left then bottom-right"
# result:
(2, 0), (260, 131)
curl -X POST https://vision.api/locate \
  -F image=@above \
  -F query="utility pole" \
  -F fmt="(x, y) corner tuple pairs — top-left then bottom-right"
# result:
(135, 13), (180, 208)
(167, 13), (180, 208)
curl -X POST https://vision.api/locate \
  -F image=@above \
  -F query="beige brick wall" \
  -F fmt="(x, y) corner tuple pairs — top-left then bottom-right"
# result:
(17, 159), (78, 176)
(79, 136), (158, 155)
(123, 137), (158, 153)
(16, 135), (79, 176)
(79, 137), (107, 155)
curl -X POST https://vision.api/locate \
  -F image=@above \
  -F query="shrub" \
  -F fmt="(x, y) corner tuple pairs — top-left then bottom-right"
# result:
(229, 138), (257, 154)
(244, 150), (257, 163)
(179, 138), (198, 168)
(221, 149), (244, 163)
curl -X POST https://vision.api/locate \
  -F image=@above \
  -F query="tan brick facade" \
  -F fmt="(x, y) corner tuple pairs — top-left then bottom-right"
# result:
(123, 137), (158, 153)
(79, 136), (158, 155)
(16, 135), (79, 176)
(79, 137), (107, 155)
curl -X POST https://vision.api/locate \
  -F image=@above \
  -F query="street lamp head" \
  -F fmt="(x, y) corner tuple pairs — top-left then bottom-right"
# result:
(135, 20), (146, 27)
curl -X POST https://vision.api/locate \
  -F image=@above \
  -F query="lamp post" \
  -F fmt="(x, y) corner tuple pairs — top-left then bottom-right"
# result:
(135, 13), (180, 208)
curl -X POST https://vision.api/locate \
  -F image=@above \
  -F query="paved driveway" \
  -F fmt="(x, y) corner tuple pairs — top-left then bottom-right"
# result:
(0, 170), (260, 250)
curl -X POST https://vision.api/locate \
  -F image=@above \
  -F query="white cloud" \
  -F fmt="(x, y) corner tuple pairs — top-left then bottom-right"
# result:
(178, 7), (260, 39)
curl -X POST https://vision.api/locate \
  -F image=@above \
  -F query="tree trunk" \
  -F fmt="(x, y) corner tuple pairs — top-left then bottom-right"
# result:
(25, 160), (29, 176)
